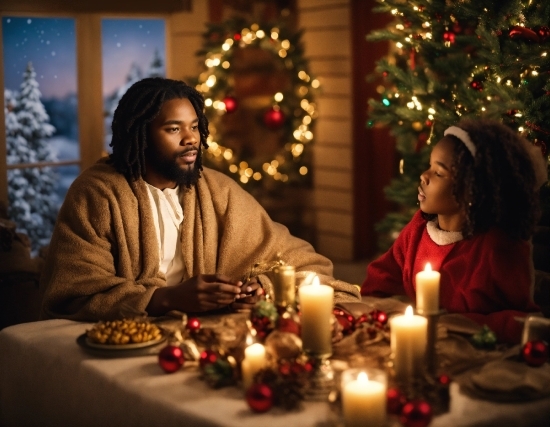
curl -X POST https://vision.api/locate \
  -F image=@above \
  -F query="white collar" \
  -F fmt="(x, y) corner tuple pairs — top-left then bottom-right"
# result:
(426, 219), (464, 245)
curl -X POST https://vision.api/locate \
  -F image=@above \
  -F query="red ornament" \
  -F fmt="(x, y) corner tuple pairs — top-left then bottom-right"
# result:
(186, 317), (201, 332)
(400, 400), (433, 427)
(246, 383), (273, 413)
(522, 340), (549, 367)
(470, 81), (483, 91)
(369, 309), (388, 325)
(443, 31), (456, 44)
(509, 26), (540, 43)
(334, 308), (355, 335)
(158, 345), (185, 373)
(387, 387), (407, 415)
(234, 33), (241, 41)
(223, 96), (238, 113)
(535, 26), (550, 42)
(438, 373), (452, 387)
(263, 107), (285, 130)
(199, 349), (219, 370)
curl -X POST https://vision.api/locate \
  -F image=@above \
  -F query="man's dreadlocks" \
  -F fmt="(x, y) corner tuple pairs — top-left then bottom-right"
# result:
(108, 77), (209, 182)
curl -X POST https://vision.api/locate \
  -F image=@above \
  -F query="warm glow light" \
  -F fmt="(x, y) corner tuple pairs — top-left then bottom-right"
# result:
(424, 263), (432, 272)
(274, 92), (284, 102)
(405, 306), (414, 317)
(357, 372), (368, 383)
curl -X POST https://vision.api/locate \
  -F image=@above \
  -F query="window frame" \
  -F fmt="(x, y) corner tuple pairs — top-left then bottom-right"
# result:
(0, 9), (173, 209)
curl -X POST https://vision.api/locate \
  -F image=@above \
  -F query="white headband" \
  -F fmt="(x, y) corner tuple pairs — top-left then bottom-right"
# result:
(444, 126), (476, 157)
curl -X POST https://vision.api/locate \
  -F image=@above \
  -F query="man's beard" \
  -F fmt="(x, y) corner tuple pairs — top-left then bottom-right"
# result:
(146, 145), (203, 188)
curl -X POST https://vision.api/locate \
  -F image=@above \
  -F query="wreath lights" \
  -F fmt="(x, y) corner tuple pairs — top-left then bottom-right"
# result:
(193, 18), (320, 189)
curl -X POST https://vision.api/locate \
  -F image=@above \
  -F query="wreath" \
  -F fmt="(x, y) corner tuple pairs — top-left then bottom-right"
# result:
(192, 17), (320, 192)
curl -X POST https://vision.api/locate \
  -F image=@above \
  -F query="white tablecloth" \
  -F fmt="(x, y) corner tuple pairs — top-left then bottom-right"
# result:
(1, 319), (549, 427)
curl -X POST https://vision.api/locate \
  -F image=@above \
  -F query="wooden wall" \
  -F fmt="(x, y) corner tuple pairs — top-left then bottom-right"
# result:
(299, 0), (394, 261)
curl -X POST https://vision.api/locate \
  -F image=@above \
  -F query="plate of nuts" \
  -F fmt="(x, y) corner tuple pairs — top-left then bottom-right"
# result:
(84, 319), (166, 350)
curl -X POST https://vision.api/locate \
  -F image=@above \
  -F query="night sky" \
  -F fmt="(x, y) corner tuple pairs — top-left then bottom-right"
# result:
(2, 17), (77, 99)
(2, 16), (165, 99)
(101, 18), (165, 96)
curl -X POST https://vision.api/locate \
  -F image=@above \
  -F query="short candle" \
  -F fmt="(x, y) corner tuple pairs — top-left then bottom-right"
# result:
(341, 369), (387, 427)
(241, 343), (266, 391)
(299, 275), (334, 356)
(416, 262), (441, 315)
(390, 305), (427, 380)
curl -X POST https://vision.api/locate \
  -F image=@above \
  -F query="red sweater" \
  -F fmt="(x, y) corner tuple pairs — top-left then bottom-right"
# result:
(361, 211), (539, 344)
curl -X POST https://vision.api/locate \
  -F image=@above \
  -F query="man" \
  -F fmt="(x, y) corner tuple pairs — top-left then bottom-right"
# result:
(39, 77), (360, 321)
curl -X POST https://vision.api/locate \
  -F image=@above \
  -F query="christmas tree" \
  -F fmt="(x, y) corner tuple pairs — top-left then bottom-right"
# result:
(6, 62), (59, 251)
(104, 51), (165, 150)
(367, 0), (550, 250)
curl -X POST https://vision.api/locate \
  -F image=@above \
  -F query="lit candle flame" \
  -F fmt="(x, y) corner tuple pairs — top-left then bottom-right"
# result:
(405, 305), (414, 317)
(357, 372), (369, 383)
(312, 275), (320, 287)
(425, 262), (432, 272)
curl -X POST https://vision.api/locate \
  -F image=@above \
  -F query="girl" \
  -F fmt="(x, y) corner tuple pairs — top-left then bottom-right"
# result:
(361, 119), (544, 344)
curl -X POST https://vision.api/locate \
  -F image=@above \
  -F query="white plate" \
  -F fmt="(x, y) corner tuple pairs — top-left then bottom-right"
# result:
(84, 335), (166, 350)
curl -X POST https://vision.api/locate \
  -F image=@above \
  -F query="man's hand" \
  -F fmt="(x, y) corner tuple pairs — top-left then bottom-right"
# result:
(146, 274), (242, 315)
(231, 277), (264, 310)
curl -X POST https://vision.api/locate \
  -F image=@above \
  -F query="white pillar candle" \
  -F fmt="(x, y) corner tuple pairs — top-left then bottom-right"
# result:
(390, 305), (427, 380)
(241, 343), (266, 390)
(299, 275), (334, 356)
(415, 262), (441, 315)
(342, 370), (387, 427)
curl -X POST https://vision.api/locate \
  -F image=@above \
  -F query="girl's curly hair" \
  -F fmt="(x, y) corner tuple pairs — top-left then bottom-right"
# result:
(424, 118), (540, 240)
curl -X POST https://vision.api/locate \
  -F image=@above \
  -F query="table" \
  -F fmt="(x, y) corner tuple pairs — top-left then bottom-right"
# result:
(1, 319), (549, 427)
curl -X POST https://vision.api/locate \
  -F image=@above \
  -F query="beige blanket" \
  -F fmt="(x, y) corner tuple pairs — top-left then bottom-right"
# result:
(39, 160), (360, 321)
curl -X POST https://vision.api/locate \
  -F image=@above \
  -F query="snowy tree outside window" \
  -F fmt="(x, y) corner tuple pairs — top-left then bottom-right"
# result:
(101, 18), (166, 152)
(3, 17), (79, 253)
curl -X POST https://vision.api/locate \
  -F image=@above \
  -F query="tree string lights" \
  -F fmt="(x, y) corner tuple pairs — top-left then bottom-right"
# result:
(193, 18), (320, 190)
(367, 0), (550, 249)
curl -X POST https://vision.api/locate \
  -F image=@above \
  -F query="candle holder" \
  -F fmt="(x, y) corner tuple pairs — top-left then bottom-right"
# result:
(304, 351), (335, 401)
(416, 309), (445, 377)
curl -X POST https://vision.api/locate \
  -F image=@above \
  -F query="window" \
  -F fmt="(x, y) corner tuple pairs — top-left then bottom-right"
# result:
(101, 18), (165, 152)
(3, 16), (79, 251)
(2, 14), (166, 252)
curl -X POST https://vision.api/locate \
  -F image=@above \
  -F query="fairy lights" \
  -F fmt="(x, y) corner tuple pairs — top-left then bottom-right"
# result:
(193, 19), (319, 188)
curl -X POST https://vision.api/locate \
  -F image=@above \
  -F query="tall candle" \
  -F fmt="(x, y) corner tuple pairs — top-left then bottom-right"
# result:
(416, 262), (441, 314)
(390, 306), (427, 380)
(241, 343), (266, 390)
(272, 265), (296, 308)
(341, 370), (387, 427)
(299, 275), (334, 356)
